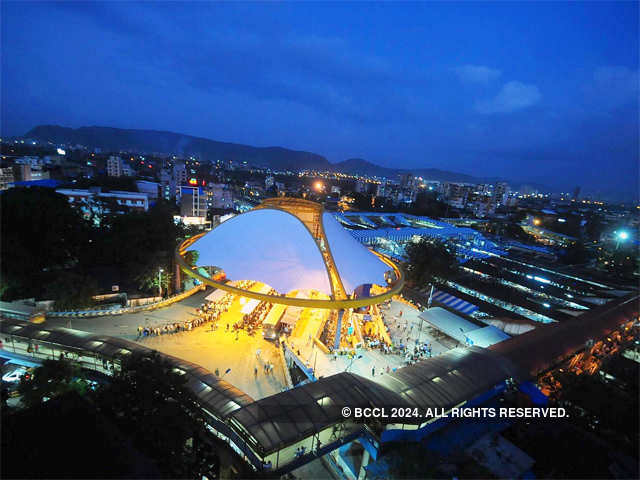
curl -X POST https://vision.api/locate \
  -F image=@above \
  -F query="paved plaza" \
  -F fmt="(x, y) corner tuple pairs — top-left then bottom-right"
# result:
(288, 300), (457, 382)
(43, 288), (459, 397)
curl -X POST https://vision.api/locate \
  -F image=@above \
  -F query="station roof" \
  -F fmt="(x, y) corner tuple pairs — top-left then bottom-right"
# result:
(229, 346), (523, 454)
(187, 207), (390, 296)
(322, 212), (390, 293)
(189, 209), (332, 295)
(0, 318), (253, 418)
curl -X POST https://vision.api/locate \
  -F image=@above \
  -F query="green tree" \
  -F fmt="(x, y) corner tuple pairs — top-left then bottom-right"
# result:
(93, 351), (218, 478)
(0, 188), (90, 300)
(404, 238), (458, 287)
(17, 359), (90, 408)
(42, 271), (99, 309)
(87, 200), (184, 294)
(561, 241), (590, 265)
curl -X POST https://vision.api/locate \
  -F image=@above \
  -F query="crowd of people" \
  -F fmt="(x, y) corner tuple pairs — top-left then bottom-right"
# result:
(136, 290), (238, 339)
(238, 288), (277, 334)
(136, 318), (208, 338)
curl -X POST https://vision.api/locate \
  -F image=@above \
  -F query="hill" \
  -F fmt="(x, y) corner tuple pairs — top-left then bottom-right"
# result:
(26, 125), (330, 172)
(26, 124), (497, 184)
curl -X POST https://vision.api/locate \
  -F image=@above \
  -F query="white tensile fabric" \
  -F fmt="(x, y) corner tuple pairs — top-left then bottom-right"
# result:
(188, 209), (332, 295)
(322, 212), (390, 294)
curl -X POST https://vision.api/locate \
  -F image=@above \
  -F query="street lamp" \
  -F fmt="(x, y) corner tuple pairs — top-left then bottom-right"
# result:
(345, 354), (363, 373)
(158, 268), (164, 297)
(615, 230), (630, 249)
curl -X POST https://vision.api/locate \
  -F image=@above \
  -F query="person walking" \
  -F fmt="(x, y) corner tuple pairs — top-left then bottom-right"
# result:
(215, 368), (220, 376)
(254, 366), (258, 377)
(371, 366), (376, 377)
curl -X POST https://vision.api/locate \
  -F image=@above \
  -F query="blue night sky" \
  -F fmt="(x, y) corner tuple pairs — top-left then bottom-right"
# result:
(2, 2), (638, 200)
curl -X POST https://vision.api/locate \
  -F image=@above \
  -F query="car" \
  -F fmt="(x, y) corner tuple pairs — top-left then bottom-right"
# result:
(2, 367), (27, 383)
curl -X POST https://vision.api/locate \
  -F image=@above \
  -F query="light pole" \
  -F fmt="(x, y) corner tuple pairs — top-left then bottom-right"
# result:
(345, 354), (362, 373)
(158, 268), (164, 297)
(615, 230), (629, 250)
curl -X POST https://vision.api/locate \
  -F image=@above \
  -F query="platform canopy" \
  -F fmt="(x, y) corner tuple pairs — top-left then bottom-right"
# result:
(418, 307), (510, 348)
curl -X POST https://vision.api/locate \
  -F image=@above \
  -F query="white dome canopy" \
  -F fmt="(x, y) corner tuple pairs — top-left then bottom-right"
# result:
(188, 209), (332, 295)
(322, 212), (390, 293)
(187, 207), (393, 297)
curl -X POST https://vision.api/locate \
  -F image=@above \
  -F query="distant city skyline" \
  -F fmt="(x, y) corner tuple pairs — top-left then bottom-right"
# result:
(1, 2), (638, 200)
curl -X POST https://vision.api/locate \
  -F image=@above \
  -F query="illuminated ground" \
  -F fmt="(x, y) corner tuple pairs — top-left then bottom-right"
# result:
(45, 288), (288, 399)
(286, 300), (455, 381)
(44, 288), (456, 396)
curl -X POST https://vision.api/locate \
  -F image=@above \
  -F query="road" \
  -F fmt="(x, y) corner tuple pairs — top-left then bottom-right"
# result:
(45, 289), (212, 339)
(44, 287), (288, 400)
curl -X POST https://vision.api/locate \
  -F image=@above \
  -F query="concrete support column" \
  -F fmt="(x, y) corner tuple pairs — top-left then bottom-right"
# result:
(175, 263), (182, 293)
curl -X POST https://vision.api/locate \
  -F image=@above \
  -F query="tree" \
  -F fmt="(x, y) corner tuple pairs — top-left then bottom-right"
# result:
(409, 191), (449, 218)
(42, 271), (98, 309)
(86, 200), (184, 294)
(0, 187), (90, 300)
(93, 351), (219, 478)
(561, 241), (590, 265)
(404, 238), (458, 287)
(17, 359), (90, 409)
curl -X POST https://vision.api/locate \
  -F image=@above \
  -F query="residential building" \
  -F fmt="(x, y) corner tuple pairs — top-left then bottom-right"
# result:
(106, 156), (123, 177)
(136, 180), (159, 200)
(179, 186), (208, 217)
(13, 164), (32, 182)
(56, 188), (149, 213)
(0, 167), (15, 190)
(493, 182), (511, 207)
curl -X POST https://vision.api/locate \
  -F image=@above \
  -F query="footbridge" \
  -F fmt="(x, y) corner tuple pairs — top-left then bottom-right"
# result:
(1, 291), (636, 474)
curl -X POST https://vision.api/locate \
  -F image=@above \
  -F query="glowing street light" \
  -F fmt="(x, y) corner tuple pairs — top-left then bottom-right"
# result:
(314, 181), (324, 192)
(158, 268), (164, 297)
(615, 230), (630, 249)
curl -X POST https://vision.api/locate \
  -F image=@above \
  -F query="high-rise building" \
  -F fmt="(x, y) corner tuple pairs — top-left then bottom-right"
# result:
(400, 173), (416, 189)
(207, 183), (234, 209)
(0, 167), (15, 190)
(106, 156), (123, 177)
(180, 186), (208, 218)
(12, 164), (32, 182)
(493, 182), (510, 207)
(354, 180), (367, 194)
(265, 175), (275, 189)
(173, 163), (187, 185)
(572, 186), (581, 202)
(441, 182), (473, 209)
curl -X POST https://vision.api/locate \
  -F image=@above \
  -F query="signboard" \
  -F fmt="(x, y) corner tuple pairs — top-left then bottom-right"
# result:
(111, 285), (119, 292)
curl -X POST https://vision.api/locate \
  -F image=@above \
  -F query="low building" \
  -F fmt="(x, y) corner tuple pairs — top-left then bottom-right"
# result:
(0, 167), (15, 190)
(135, 180), (159, 200)
(56, 188), (149, 213)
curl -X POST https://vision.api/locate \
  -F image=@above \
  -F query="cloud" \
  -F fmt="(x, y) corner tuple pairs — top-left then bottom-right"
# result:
(454, 65), (501, 84)
(476, 81), (542, 114)
(588, 66), (639, 109)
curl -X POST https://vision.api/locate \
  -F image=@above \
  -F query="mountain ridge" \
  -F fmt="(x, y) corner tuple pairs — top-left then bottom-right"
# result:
(25, 124), (504, 184)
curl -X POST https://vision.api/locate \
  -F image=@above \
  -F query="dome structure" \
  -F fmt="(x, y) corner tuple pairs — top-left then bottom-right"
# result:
(186, 209), (332, 295)
(177, 198), (403, 309)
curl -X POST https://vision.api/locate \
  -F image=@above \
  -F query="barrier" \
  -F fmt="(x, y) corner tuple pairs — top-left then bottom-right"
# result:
(45, 284), (205, 319)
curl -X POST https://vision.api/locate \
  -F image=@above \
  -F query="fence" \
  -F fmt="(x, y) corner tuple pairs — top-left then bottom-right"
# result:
(45, 284), (205, 319)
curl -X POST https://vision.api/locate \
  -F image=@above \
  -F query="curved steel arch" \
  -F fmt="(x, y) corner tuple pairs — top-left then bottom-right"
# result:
(176, 233), (405, 309)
